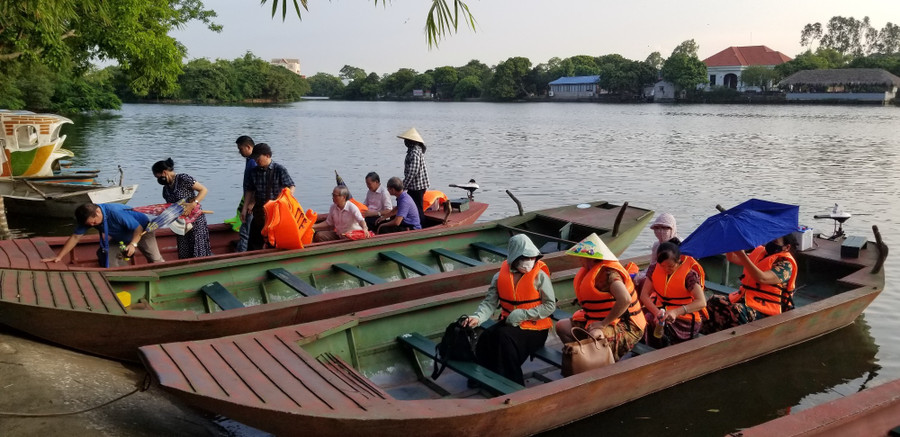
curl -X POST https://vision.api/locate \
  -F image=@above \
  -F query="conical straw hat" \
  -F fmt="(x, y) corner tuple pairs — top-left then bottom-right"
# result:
(566, 233), (617, 261)
(397, 127), (424, 144)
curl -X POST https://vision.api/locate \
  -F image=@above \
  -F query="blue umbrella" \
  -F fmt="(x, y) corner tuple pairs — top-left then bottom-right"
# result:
(679, 199), (799, 259)
(144, 199), (186, 233)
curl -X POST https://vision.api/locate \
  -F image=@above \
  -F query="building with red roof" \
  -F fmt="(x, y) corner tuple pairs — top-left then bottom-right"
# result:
(702, 45), (791, 91)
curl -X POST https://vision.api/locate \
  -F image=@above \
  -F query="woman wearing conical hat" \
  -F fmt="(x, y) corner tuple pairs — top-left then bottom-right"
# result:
(397, 128), (429, 225)
(556, 233), (647, 361)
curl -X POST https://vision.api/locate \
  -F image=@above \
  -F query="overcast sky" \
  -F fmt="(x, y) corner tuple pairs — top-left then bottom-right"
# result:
(171, 0), (899, 76)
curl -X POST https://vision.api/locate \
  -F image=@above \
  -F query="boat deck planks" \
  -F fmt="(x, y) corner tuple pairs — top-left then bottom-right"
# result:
(0, 240), (30, 270)
(0, 269), (125, 313)
(13, 238), (51, 270)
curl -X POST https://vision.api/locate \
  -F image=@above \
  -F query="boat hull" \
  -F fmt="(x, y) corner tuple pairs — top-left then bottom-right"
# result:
(138, 235), (886, 436)
(0, 179), (137, 218)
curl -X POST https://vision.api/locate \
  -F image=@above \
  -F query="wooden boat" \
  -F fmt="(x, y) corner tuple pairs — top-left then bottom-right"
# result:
(0, 200), (652, 361)
(0, 198), (489, 270)
(0, 177), (138, 218)
(138, 229), (887, 436)
(0, 110), (74, 177)
(734, 378), (900, 436)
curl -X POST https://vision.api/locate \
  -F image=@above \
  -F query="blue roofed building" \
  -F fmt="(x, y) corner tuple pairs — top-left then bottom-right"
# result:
(548, 75), (600, 99)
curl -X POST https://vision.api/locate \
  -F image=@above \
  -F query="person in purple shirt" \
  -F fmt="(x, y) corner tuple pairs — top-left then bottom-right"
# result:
(375, 177), (422, 234)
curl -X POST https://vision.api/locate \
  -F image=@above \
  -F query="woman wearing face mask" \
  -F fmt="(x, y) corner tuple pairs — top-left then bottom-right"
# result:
(649, 212), (680, 267)
(463, 234), (556, 385)
(703, 233), (798, 333)
(638, 242), (707, 347)
(151, 158), (212, 259)
(555, 233), (647, 361)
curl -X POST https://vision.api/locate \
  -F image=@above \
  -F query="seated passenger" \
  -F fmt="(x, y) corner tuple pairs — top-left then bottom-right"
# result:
(362, 172), (393, 230)
(375, 176), (422, 234)
(634, 213), (681, 291)
(704, 234), (798, 333)
(463, 234), (556, 385)
(312, 185), (369, 242)
(638, 242), (707, 347)
(556, 233), (646, 361)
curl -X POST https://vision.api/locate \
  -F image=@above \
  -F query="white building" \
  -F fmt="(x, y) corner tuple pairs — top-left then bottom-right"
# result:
(270, 58), (302, 76)
(703, 46), (791, 92)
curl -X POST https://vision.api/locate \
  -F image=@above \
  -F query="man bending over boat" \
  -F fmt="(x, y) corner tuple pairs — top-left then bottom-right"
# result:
(463, 234), (556, 385)
(704, 234), (798, 332)
(41, 203), (165, 267)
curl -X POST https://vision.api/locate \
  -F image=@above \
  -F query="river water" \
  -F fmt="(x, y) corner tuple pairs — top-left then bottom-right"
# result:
(13, 102), (900, 435)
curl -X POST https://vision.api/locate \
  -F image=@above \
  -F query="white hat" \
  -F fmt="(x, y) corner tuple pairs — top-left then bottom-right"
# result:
(565, 233), (617, 261)
(397, 127), (424, 145)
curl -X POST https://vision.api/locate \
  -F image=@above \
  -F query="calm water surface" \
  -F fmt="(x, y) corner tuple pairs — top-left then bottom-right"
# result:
(15, 102), (900, 435)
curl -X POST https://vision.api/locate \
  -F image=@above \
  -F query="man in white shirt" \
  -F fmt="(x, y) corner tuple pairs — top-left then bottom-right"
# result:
(312, 185), (370, 242)
(362, 172), (393, 229)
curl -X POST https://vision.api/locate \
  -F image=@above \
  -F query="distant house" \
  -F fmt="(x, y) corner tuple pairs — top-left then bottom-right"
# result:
(548, 75), (600, 99)
(779, 68), (900, 104)
(703, 46), (791, 91)
(270, 58), (302, 75)
(648, 81), (677, 102)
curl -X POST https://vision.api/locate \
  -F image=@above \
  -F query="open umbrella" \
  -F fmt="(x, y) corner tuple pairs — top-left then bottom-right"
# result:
(131, 199), (206, 233)
(679, 199), (799, 259)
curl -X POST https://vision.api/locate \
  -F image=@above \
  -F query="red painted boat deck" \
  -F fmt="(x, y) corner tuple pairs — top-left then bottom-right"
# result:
(0, 269), (126, 314)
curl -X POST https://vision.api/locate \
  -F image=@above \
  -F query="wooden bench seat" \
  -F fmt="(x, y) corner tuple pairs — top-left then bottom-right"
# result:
(470, 242), (508, 258)
(200, 282), (244, 310)
(397, 332), (525, 396)
(430, 248), (484, 267)
(267, 268), (322, 297)
(332, 263), (387, 285)
(379, 251), (438, 276)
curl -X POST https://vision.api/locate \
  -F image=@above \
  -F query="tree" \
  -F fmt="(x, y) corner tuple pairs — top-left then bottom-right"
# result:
(263, 65), (310, 101)
(739, 65), (780, 93)
(381, 68), (417, 98)
(819, 16), (873, 56)
(645, 52), (664, 70)
(660, 53), (707, 99)
(432, 66), (459, 99)
(872, 23), (900, 55)
(671, 39), (700, 58)
(259, 0), (476, 48)
(308, 72), (345, 98)
(774, 48), (847, 77)
(801, 23), (823, 50)
(0, 0), (220, 97)
(339, 65), (367, 82)
(486, 57), (532, 100)
(453, 76), (482, 99)
(179, 58), (233, 101)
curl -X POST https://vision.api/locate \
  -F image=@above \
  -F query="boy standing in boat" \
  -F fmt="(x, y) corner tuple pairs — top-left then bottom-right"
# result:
(41, 203), (165, 267)
(241, 143), (295, 251)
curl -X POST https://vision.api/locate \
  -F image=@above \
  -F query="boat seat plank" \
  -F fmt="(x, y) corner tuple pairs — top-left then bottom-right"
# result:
(61, 272), (98, 311)
(267, 268), (322, 297)
(13, 238), (48, 270)
(79, 271), (126, 314)
(200, 282), (245, 311)
(398, 332), (525, 395)
(332, 263), (387, 285)
(470, 242), (508, 258)
(0, 240), (29, 269)
(379, 251), (438, 276)
(430, 248), (485, 267)
(705, 282), (738, 296)
(208, 339), (306, 410)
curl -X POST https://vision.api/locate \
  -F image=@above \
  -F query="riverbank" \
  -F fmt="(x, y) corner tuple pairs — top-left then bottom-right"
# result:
(0, 326), (238, 436)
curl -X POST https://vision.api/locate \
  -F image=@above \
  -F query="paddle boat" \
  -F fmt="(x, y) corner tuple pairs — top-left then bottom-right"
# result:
(138, 227), (886, 436)
(0, 200), (653, 361)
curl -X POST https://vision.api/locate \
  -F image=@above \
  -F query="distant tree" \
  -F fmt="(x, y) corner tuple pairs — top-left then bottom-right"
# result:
(381, 68), (417, 98)
(263, 65), (310, 100)
(487, 57), (532, 100)
(308, 72), (345, 98)
(671, 39), (700, 58)
(565, 55), (602, 76)
(645, 51), (664, 70)
(339, 65), (367, 82)
(432, 66), (459, 99)
(409, 72), (434, 95)
(872, 23), (900, 55)
(354, 72), (382, 100)
(847, 53), (900, 77)
(774, 48), (848, 77)
(453, 76), (482, 99)
(231, 53), (270, 99)
(739, 65), (780, 93)
(801, 23), (824, 50)
(456, 59), (491, 82)
(180, 58), (233, 101)
(660, 53), (707, 99)
(798, 16), (900, 57)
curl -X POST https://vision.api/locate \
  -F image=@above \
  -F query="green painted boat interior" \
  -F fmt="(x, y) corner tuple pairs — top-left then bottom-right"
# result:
(296, 253), (861, 400)
(105, 206), (652, 314)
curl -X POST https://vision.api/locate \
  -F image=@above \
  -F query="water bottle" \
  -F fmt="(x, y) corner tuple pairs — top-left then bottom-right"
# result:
(119, 241), (131, 262)
(653, 309), (666, 339)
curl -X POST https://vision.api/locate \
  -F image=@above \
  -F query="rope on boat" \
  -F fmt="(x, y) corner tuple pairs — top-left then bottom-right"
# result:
(0, 373), (151, 417)
(871, 225), (888, 274)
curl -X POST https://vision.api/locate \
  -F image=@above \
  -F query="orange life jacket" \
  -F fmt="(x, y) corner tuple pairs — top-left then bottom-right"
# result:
(731, 246), (798, 316)
(650, 255), (707, 321)
(496, 260), (553, 331)
(573, 261), (646, 330)
(423, 190), (449, 211)
(349, 198), (368, 213)
(262, 188), (316, 250)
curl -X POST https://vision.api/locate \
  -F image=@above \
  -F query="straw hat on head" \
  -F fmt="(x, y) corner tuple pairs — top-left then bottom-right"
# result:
(397, 127), (425, 145)
(566, 233), (617, 261)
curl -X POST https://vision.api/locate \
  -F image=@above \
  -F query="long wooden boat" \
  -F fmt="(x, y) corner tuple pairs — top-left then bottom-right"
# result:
(0, 198), (489, 270)
(0, 201), (653, 361)
(138, 229), (887, 436)
(0, 178), (138, 218)
(734, 378), (900, 436)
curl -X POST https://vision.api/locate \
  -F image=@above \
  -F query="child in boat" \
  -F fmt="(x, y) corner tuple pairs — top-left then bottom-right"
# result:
(556, 233), (647, 361)
(463, 234), (556, 385)
(704, 234), (798, 332)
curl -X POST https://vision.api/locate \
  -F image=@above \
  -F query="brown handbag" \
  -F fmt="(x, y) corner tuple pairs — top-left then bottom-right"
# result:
(561, 326), (615, 377)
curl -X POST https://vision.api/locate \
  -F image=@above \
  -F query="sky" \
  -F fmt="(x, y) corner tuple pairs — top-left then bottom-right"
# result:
(171, 0), (900, 77)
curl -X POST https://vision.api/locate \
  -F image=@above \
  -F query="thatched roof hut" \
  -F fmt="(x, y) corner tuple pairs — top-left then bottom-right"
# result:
(779, 68), (900, 87)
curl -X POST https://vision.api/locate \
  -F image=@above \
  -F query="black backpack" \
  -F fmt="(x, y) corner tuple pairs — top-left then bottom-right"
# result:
(431, 315), (478, 380)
